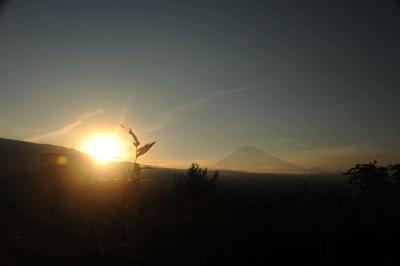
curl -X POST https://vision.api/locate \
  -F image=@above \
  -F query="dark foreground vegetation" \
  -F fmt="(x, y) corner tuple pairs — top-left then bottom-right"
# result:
(1, 161), (400, 266)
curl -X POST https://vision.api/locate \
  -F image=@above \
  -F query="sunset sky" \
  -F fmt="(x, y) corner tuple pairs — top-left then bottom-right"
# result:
(1, 0), (399, 170)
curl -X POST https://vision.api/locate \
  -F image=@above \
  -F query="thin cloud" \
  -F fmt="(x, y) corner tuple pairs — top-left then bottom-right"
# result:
(25, 109), (103, 142)
(76, 109), (103, 120)
(173, 98), (206, 112)
(210, 83), (266, 97)
(143, 82), (267, 133)
(26, 121), (82, 142)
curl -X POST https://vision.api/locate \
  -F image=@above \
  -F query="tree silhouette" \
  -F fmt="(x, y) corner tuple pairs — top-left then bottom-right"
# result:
(175, 163), (219, 220)
(388, 164), (400, 186)
(175, 163), (218, 197)
(343, 161), (389, 193)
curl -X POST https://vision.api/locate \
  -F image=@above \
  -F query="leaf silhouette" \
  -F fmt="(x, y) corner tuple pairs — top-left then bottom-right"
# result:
(119, 123), (128, 131)
(136, 142), (156, 158)
(128, 128), (140, 146)
(119, 123), (140, 146)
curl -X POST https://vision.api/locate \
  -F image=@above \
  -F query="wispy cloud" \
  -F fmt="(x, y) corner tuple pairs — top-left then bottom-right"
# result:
(76, 109), (103, 120)
(25, 109), (103, 142)
(210, 83), (264, 97)
(143, 82), (267, 133)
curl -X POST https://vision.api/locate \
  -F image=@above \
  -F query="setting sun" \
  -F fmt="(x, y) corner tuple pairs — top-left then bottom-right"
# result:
(80, 134), (123, 163)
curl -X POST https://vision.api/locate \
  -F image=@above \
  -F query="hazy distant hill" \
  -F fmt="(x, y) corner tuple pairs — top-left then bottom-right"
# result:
(0, 138), (88, 176)
(0, 138), (84, 155)
(216, 146), (306, 173)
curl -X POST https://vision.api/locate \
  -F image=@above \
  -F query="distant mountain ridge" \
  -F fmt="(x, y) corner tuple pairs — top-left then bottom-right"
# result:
(0, 138), (88, 176)
(216, 146), (306, 173)
(0, 138), (84, 156)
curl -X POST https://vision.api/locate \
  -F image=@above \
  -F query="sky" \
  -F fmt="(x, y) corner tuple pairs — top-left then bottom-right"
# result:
(0, 0), (399, 170)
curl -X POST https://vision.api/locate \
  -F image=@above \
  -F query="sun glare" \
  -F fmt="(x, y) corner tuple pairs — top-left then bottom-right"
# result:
(81, 134), (123, 163)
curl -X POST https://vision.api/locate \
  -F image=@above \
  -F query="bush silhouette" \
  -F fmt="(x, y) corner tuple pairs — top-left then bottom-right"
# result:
(388, 164), (400, 185)
(343, 161), (389, 193)
(174, 163), (219, 220)
(175, 163), (218, 197)
(344, 161), (400, 193)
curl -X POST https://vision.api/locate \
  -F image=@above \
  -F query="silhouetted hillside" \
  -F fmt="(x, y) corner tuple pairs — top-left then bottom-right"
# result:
(0, 138), (88, 176)
(0, 138), (84, 155)
(217, 146), (305, 173)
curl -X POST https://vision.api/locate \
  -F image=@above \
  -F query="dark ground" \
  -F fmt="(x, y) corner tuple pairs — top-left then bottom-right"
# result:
(1, 163), (399, 266)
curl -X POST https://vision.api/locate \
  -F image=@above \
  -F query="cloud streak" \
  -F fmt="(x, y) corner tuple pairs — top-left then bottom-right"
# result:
(143, 82), (267, 133)
(25, 109), (103, 142)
